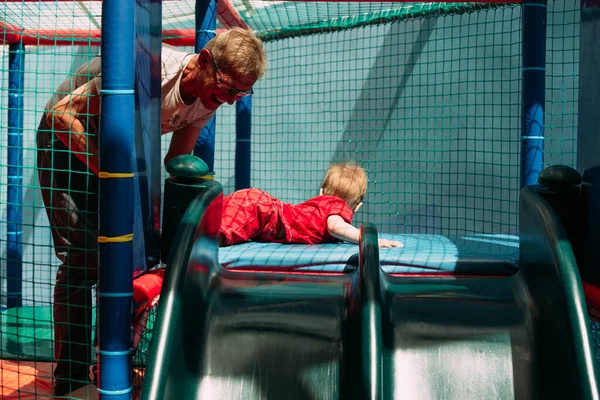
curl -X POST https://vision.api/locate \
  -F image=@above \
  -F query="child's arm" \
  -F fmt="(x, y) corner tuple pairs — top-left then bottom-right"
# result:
(326, 215), (403, 248)
(327, 215), (360, 244)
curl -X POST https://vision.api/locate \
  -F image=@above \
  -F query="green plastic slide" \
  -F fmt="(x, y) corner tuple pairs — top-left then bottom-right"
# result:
(141, 182), (598, 399)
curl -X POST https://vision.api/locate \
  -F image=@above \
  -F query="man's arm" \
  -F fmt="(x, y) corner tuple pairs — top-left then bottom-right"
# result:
(47, 77), (101, 175)
(326, 215), (404, 248)
(164, 124), (204, 168)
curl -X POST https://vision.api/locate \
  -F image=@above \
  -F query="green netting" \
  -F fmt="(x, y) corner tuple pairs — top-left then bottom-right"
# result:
(243, 4), (522, 235)
(243, 2), (512, 40)
(0, 0), (586, 398)
(0, 306), (53, 361)
(545, 0), (580, 167)
(1, 2), (102, 396)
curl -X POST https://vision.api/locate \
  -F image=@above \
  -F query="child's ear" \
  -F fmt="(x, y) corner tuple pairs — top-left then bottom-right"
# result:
(319, 188), (324, 196)
(354, 202), (363, 212)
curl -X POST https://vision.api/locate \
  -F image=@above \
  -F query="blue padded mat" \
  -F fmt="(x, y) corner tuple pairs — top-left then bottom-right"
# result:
(219, 234), (520, 276)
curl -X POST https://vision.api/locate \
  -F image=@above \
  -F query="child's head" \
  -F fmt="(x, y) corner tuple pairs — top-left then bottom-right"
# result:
(320, 162), (368, 211)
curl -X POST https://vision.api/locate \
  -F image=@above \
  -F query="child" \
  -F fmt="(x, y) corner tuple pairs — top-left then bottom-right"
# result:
(219, 163), (403, 248)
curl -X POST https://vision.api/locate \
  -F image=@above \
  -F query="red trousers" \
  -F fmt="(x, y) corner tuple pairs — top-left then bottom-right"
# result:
(219, 189), (285, 246)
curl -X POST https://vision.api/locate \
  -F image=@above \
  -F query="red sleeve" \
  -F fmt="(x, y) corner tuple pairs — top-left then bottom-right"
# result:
(320, 196), (354, 224)
(280, 196), (355, 244)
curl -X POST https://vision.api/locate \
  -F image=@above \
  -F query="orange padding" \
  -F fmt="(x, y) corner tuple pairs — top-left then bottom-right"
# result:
(0, 360), (53, 399)
(0, 361), (145, 399)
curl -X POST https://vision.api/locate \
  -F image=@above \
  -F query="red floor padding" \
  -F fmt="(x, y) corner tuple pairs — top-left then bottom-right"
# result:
(0, 360), (54, 399)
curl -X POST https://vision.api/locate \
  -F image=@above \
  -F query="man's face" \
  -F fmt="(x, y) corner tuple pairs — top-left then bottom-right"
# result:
(197, 49), (257, 110)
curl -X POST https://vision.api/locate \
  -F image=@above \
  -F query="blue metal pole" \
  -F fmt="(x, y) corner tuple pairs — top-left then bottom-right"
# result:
(194, 0), (217, 177)
(98, 0), (135, 398)
(235, 96), (251, 189)
(521, 0), (547, 188)
(7, 41), (24, 309)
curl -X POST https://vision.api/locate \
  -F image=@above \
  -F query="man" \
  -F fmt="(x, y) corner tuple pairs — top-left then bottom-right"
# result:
(36, 27), (267, 395)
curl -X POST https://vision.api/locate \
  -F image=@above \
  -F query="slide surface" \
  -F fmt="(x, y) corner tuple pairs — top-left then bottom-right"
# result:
(379, 273), (590, 399)
(141, 184), (598, 400)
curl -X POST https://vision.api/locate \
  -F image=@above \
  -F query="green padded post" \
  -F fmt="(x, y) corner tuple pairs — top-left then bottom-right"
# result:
(359, 223), (382, 400)
(538, 164), (582, 191)
(161, 155), (211, 263)
(581, 166), (600, 284)
(520, 187), (600, 398)
(536, 164), (584, 272)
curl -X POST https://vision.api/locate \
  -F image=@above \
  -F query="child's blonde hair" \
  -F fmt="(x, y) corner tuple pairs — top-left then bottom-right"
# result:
(205, 27), (268, 79)
(321, 162), (368, 209)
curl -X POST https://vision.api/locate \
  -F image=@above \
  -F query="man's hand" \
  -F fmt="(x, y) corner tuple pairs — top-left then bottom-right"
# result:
(378, 238), (403, 248)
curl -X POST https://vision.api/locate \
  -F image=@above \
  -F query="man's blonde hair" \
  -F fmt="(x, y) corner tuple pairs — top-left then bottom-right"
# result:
(321, 162), (368, 209)
(205, 27), (267, 79)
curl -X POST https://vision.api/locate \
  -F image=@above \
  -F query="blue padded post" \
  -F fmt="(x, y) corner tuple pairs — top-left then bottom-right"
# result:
(194, 0), (217, 176)
(6, 41), (24, 309)
(521, 0), (547, 188)
(99, 0), (135, 398)
(235, 95), (252, 189)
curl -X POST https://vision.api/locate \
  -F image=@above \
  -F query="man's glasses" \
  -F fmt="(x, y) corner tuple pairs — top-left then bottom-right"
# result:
(209, 51), (254, 98)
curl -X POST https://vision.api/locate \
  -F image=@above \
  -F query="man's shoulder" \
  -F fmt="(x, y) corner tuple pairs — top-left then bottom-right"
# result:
(74, 56), (102, 76)
(161, 45), (196, 78)
(161, 45), (195, 61)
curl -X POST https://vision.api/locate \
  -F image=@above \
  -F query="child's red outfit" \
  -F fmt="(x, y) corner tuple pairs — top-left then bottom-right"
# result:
(220, 188), (354, 246)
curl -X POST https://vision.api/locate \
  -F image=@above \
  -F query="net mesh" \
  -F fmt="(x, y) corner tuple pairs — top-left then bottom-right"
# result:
(245, 4), (522, 236)
(545, 0), (579, 167)
(0, 0), (589, 398)
(0, 43), (100, 399)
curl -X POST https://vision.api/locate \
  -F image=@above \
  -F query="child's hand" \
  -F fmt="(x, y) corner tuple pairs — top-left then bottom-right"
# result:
(378, 238), (403, 248)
